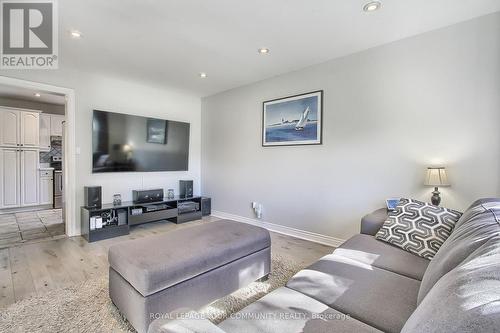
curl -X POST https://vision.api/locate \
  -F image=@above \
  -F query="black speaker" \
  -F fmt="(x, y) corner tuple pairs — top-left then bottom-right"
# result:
(179, 180), (193, 198)
(201, 197), (211, 216)
(84, 186), (102, 208)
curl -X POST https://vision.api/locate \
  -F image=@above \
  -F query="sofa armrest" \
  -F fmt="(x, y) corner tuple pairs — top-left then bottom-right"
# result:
(360, 208), (389, 236)
(148, 312), (226, 333)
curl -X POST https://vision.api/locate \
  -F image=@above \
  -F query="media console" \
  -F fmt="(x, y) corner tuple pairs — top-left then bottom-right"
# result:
(81, 195), (210, 242)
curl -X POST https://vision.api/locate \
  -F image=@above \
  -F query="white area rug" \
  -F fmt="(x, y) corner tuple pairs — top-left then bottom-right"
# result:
(0, 254), (302, 332)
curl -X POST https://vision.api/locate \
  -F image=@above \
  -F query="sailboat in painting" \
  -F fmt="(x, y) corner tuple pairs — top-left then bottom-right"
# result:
(263, 90), (322, 146)
(295, 106), (310, 131)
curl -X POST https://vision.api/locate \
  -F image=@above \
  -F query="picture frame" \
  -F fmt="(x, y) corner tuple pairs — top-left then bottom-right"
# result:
(147, 119), (167, 144)
(262, 90), (323, 146)
(386, 198), (401, 211)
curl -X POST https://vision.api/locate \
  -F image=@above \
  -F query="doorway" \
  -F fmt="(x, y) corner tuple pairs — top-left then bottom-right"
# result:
(0, 76), (76, 247)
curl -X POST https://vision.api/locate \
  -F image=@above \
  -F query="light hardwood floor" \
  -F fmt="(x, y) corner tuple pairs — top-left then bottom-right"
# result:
(0, 216), (334, 308)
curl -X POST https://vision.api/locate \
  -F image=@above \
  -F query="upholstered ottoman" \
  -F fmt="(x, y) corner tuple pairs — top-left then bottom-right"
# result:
(108, 219), (271, 333)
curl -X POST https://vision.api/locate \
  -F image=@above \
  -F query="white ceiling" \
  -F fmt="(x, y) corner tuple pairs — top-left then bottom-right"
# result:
(0, 84), (66, 105)
(56, 0), (500, 97)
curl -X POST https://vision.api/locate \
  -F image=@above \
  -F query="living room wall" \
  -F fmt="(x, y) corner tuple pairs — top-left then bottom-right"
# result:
(201, 13), (500, 241)
(0, 69), (201, 235)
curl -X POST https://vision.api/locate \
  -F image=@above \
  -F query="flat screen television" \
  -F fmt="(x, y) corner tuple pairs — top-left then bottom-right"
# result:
(92, 110), (190, 173)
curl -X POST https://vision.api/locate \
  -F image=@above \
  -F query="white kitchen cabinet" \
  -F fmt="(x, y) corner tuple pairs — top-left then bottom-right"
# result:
(0, 108), (20, 147)
(0, 148), (20, 208)
(39, 170), (53, 205)
(0, 107), (42, 210)
(50, 115), (65, 136)
(0, 148), (40, 209)
(39, 113), (51, 151)
(20, 111), (40, 147)
(0, 107), (40, 148)
(20, 149), (39, 207)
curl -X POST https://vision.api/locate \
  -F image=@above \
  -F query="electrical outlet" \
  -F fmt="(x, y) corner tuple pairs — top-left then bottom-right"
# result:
(252, 202), (263, 219)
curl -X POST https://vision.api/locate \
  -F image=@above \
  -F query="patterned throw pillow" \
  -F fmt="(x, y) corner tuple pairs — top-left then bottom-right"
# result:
(375, 198), (462, 259)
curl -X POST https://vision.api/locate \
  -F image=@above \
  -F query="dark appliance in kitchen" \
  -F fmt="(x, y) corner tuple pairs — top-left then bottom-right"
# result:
(52, 156), (63, 209)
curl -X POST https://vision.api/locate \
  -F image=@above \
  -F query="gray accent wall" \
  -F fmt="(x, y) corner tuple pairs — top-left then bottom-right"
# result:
(201, 13), (500, 240)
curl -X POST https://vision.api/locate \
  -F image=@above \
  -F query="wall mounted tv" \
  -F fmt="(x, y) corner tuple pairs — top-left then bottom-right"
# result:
(92, 110), (190, 173)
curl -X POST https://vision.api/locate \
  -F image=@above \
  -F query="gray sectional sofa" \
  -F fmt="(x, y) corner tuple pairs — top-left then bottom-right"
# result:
(149, 198), (500, 333)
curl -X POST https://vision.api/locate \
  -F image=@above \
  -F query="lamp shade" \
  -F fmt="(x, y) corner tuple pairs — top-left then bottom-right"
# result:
(424, 167), (450, 186)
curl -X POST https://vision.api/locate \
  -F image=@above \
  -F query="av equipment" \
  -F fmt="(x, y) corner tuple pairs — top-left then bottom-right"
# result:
(178, 201), (199, 214)
(179, 180), (193, 198)
(84, 186), (102, 208)
(133, 189), (164, 203)
(201, 197), (211, 216)
(117, 209), (128, 226)
(144, 203), (170, 212)
(131, 208), (143, 216)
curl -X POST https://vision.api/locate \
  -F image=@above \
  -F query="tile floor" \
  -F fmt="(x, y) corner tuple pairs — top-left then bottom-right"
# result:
(0, 209), (64, 248)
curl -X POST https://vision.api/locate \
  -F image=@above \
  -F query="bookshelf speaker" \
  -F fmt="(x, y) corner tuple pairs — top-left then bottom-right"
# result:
(179, 180), (193, 198)
(84, 186), (102, 208)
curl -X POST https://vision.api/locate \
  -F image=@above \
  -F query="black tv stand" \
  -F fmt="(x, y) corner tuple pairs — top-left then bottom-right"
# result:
(81, 195), (207, 242)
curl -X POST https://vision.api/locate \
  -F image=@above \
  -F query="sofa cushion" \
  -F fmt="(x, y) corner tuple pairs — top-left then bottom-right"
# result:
(418, 198), (500, 303)
(218, 287), (382, 333)
(375, 198), (462, 259)
(402, 235), (500, 333)
(360, 208), (389, 236)
(108, 220), (270, 296)
(286, 254), (420, 333)
(336, 234), (429, 280)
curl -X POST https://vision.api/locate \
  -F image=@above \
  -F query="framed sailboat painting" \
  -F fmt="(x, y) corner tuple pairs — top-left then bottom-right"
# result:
(262, 90), (323, 146)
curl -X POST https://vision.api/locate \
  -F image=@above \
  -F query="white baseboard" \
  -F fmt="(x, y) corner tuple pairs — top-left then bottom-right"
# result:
(212, 210), (345, 248)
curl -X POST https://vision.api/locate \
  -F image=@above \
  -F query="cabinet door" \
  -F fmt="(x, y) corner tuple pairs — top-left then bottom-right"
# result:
(50, 115), (64, 136)
(20, 149), (39, 206)
(0, 149), (20, 208)
(0, 109), (20, 147)
(39, 176), (53, 205)
(20, 111), (40, 147)
(39, 114), (51, 151)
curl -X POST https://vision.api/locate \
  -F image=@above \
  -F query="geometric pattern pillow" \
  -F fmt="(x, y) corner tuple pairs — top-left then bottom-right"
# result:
(375, 198), (462, 259)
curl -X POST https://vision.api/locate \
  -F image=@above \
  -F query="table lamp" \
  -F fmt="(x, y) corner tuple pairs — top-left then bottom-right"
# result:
(424, 167), (450, 206)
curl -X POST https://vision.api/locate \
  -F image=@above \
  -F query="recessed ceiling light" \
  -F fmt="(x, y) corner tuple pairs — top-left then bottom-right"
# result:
(363, 1), (382, 12)
(34, 93), (41, 97)
(70, 30), (82, 38)
(199, 72), (207, 78)
(258, 48), (270, 54)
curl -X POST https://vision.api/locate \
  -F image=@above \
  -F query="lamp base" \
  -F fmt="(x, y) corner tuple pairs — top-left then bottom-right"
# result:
(431, 187), (441, 206)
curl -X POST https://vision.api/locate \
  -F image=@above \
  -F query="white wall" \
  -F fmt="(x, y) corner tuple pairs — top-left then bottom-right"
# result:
(202, 13), (500, 241)
(0, 69), (201, 235)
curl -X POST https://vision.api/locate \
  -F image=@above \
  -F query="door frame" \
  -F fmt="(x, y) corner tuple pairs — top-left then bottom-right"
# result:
(0, 76), (77, 236)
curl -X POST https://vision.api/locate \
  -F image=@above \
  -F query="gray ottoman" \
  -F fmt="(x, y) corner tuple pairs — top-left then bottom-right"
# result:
(108, 219), (271, 333)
